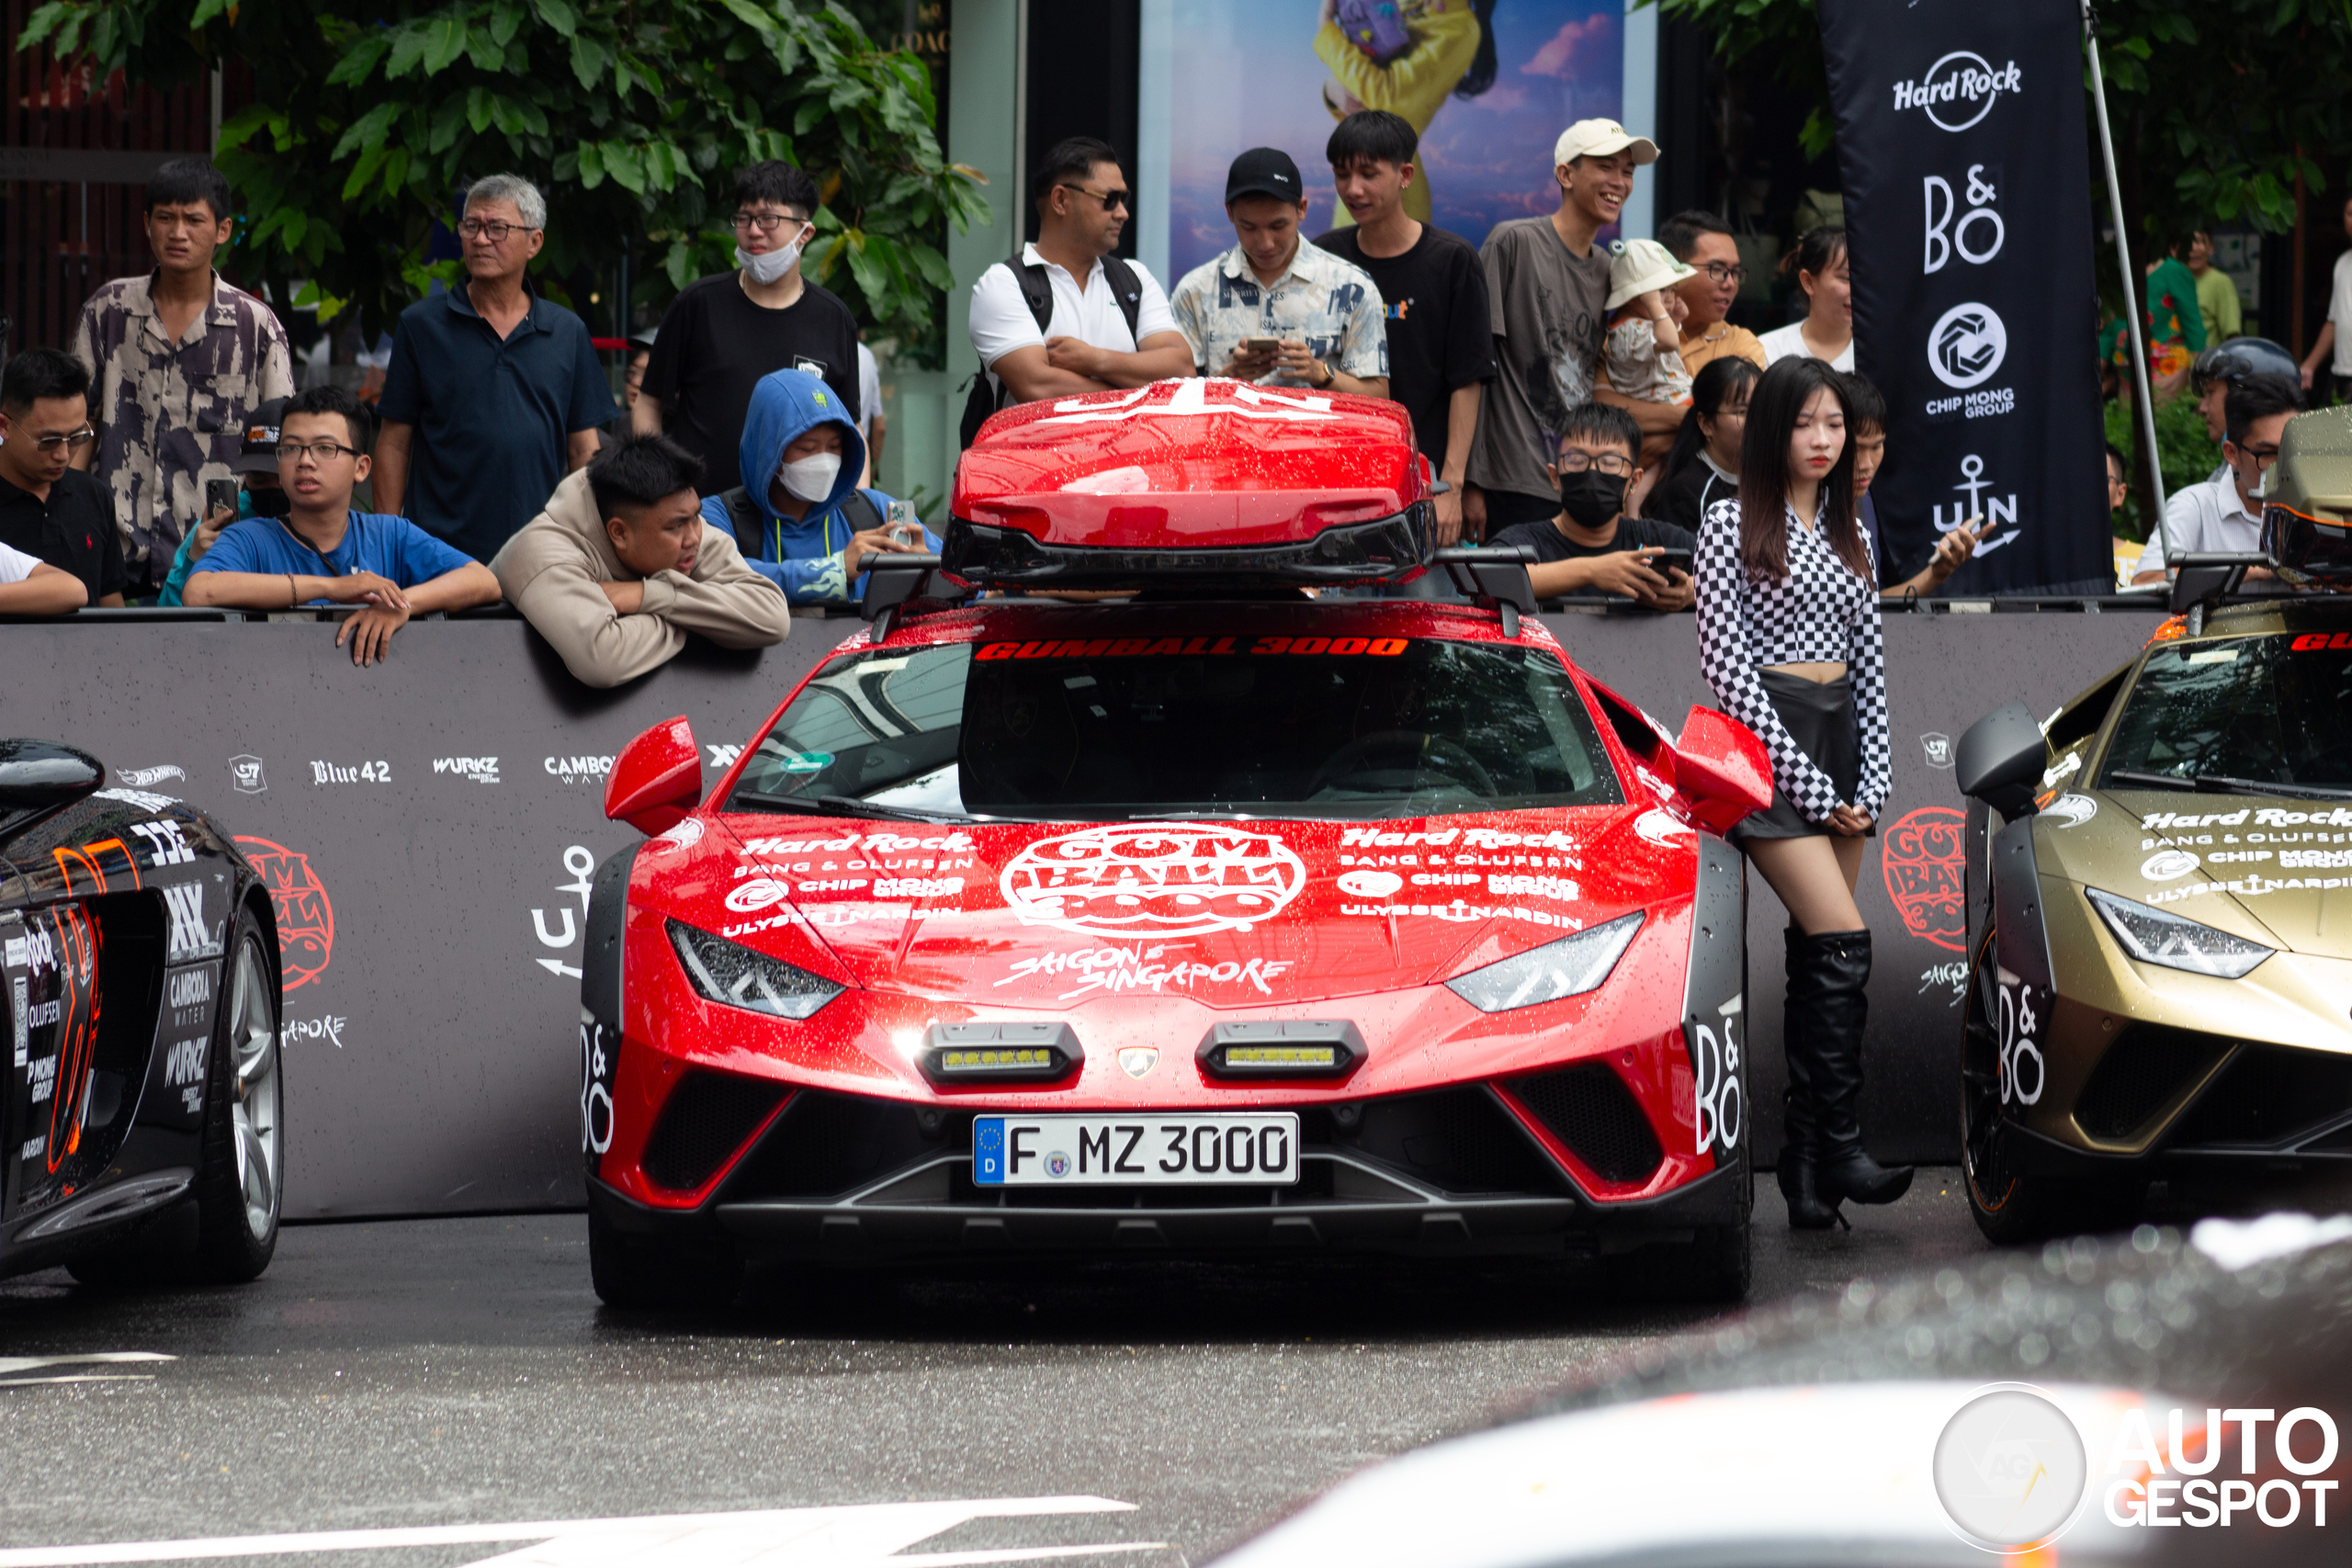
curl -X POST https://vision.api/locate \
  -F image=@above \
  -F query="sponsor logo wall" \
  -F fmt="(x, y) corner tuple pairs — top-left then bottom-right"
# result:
(5, 610), (2159, 1213)
(1818, 0), (2110, 594)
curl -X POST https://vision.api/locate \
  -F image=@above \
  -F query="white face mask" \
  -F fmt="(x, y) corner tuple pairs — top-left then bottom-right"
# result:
(737, 230), (806, 286)
(776, 450), (842, 502)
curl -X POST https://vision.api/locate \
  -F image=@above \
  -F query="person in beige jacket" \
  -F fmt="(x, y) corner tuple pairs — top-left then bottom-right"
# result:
(492, 432), (789, 687)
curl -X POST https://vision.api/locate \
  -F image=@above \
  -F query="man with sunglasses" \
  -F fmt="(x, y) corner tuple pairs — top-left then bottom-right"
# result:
(375, 175), (616, 565)
(638, 161), (864, 496)
(967, 137), (1191, 423)
(0, 349), (124, 606)
(186, 385), (501, 665)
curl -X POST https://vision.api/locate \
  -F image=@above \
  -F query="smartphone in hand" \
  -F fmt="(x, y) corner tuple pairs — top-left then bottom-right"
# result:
(885, 499), (922, 548)
(1238, 336), (1283, 355)
(1645, 547), (1695, 575)
(205, 478), (241, 520)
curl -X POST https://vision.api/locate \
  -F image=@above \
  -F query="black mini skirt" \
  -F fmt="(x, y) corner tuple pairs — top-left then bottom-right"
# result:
(1730, 671), (1874, 842)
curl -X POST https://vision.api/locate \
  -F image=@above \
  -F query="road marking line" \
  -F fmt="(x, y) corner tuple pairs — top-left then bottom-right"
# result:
(0, 1496), (1145, 1567)
(0, 1354), (174, 1376)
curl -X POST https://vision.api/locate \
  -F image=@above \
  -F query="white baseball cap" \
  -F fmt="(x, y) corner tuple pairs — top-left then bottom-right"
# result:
(1555, 118), (1661, 168)
(1606, 239), (1697, 310)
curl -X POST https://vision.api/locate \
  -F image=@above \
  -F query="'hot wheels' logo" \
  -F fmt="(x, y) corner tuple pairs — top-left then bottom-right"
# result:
(1881, 807), (1966, 953)
(1000, 824), (1306, 938)
(233, 835), (334, 991)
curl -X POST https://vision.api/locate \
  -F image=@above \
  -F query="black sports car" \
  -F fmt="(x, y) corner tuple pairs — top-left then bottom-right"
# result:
(1, 739), (284, 1285)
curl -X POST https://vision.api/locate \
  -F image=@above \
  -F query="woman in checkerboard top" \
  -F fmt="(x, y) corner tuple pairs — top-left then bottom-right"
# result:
(1692, 355), (1909, 1235)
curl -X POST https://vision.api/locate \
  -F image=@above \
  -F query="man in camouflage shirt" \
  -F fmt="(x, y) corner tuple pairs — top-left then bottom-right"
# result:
(71, 157), (294, 594)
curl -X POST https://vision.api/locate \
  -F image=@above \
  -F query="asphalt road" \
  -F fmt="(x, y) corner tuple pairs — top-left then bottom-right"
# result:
(0, 1177), (1996, 1567)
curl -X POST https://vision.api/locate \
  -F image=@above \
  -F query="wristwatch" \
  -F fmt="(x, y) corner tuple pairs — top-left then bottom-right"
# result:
(1310, 359), (1333, 389)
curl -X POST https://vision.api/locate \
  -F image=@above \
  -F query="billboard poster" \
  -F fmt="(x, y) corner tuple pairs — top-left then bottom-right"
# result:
(1167, 1), (1627, 282)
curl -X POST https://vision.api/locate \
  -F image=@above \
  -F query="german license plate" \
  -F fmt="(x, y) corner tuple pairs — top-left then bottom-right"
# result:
(972, 1113), (1300, 1187)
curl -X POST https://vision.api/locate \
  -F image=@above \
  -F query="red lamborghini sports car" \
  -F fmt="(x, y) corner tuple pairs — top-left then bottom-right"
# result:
(580, 380), (1773, 1306)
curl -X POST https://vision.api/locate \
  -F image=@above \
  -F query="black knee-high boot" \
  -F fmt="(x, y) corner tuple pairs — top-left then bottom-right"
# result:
(1803, 929), (1913, 1206)
(1776, 926), (1842, 1229)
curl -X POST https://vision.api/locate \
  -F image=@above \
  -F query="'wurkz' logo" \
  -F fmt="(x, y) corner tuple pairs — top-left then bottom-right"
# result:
(432, 757), (501, 784)
(234, 836), (334, 992)
(1001, 824), (1306, 939)
(1891, 51), (2021, 131)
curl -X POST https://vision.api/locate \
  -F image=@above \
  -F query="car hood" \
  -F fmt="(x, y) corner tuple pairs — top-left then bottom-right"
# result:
(2038, 785), (2352, 953)
(646, 806), (1697, 1008)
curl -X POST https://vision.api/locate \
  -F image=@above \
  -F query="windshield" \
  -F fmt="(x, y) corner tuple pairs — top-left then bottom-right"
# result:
(2099, 634), (2352, 792)
(727, 631), (1623, 821)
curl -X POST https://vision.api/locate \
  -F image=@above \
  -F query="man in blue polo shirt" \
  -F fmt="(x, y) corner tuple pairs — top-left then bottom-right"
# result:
(185, 384), (502, 665)
(371, 174), (616, 563)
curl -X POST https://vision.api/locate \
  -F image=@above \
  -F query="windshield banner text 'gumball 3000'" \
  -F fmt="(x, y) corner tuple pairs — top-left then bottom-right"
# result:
(1817, 0), (2113, 595)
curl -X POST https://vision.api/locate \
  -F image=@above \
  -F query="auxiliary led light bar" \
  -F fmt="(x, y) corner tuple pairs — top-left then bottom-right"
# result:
(920, 1021), (1083, 1085)
(1197, 1021), (1365, 1079)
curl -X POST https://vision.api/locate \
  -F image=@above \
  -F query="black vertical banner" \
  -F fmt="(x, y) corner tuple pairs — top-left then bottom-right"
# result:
(1819, 0), (2112, 595)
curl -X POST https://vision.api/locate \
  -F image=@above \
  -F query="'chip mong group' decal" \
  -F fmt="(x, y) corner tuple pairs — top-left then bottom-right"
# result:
(1000, 824), (1306, 939)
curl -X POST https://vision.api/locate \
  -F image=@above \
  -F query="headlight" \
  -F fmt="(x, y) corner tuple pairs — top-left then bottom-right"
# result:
(2086, 888), (2273, 979)
(1445, 911), (1645, 1013)
(668, 919), (843, 1019)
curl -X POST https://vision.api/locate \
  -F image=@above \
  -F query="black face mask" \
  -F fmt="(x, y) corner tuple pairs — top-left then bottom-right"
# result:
(1558, 469), (1627, 530)
(244, 484), (292, 518)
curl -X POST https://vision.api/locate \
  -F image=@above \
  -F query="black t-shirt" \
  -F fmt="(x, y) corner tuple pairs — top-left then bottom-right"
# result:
(1487, 513), (1694, 565)
(641, 273), (863, 493)
(1650, 457), (1738, 536)
(0, 468), (124, 603)
(1311, 223), (1495, 470)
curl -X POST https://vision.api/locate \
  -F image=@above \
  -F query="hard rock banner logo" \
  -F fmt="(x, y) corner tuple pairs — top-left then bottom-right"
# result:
(233, 835), (334, 992)
(1000, 824), (1307, 939)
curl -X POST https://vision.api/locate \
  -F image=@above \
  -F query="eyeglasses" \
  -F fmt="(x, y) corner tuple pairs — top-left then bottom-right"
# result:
(732, 211), (810, 233)
(279, 439), (360, 464)
(24, 427), (96, 453)
(458, 218), (536, 243)
(1058, 183), (1131, 212)
(1699, 261), (1748, 286)
(1558, 451), (1636, 478)
(2238, 443), (2282, 465)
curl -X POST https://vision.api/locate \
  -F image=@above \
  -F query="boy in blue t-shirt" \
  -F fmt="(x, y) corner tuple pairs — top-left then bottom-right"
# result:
(187, 384), (501, 664)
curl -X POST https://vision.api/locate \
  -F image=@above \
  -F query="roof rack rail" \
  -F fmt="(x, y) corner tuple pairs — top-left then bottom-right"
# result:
(2168, 550), (2274, 632)
(1431, 546), (1536, 637)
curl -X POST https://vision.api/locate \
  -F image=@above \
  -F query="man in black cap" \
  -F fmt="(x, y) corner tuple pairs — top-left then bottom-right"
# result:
(1168, 147), (1388, 397)
(158, 393), (290, 604)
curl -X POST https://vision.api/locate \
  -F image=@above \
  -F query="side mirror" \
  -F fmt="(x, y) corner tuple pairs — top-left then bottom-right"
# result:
(1955, 702), (2046, 818)
(0, 739), (105, 813)
(604, 716), (702, 836)
(1672, 705), (1773, 836)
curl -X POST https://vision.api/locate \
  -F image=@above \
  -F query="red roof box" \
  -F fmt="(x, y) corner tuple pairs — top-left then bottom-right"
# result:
(952, 378), (1430, 557)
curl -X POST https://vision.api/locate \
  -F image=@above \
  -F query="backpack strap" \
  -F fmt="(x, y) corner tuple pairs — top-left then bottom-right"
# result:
(839, 489), (885, 536)
(1014, 260), (1055, 335)
(1098, 254), (1146, 344)
(718, 486), (763, 557)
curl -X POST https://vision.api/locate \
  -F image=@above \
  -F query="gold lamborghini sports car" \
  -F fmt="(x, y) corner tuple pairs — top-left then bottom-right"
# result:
(1951, 410), (2352, 1242)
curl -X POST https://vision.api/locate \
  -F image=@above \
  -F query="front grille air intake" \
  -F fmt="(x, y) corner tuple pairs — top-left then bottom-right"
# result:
(2075, 1025), (2228, 1141)
(1509, 1066), (1665, 1185)
(640, 1072), (788, 1192)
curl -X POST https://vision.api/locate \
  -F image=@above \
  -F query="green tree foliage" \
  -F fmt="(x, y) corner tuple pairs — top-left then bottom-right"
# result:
(1645, 0), (2352, 253)
(17, 0), (991, 358)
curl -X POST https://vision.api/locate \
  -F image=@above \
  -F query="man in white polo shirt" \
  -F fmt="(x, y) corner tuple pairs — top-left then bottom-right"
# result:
(965, 137), (1193, 438)
(2132, 375), (2299, 583)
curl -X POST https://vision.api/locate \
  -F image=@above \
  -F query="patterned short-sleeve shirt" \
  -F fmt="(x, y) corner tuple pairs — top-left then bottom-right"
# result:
(71, 270), (295, 577)
(1168, 239), (1388, 389)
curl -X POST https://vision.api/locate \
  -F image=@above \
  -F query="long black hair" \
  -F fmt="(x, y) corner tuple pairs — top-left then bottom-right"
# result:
(1663, 355), (1760, 485)
(1736, 356), (1868, 583)
(1453, 1), (1500, 97)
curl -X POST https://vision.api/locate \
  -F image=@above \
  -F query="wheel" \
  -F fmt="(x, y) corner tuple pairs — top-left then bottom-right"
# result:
(1678, 1222), (1752, 1303)
(1961, 924), (2141, 1244)
(191, 909), (284, 1282)
(588, 1206), (742, 1311)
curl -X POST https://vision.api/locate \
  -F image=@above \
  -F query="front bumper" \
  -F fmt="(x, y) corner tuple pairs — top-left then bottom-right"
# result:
(590, 1085), (1749, 1264)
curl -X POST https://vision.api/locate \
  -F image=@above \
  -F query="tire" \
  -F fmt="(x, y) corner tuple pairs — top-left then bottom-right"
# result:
(1961, 924), (2141, 1244)
(1678, 1222), (1753, 1303)
(189, 908), (284, 1282)
(588, 1206), (742, 1311)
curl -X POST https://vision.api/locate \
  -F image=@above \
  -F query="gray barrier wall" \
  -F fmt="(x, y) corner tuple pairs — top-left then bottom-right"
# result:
(3, 604), (2163, 1216)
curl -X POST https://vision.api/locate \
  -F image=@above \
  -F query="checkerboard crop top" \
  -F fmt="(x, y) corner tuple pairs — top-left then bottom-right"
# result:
(1694, 497), (1891, 822)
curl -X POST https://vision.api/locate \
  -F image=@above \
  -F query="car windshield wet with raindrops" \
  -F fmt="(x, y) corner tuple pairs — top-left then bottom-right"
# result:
(2100, 635), (2352, 795)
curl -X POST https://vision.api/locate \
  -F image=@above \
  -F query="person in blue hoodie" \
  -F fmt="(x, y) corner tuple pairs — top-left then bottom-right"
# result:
(703, 367), (937, 604)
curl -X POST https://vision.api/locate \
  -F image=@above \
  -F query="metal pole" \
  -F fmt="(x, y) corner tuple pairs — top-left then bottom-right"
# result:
(2083, 1), (2169, 561)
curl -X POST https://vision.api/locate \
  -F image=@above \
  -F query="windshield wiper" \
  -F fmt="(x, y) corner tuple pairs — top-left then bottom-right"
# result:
(2108, 769), (2352, 801)
(729, 790), (972, 824)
